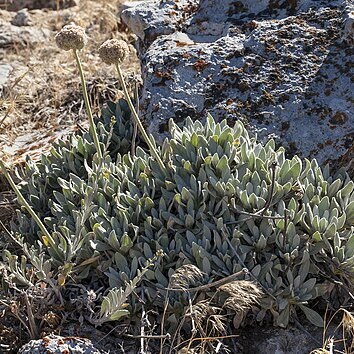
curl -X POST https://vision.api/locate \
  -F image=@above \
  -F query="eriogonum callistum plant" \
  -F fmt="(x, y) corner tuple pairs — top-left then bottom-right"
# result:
(3, 106), (354, 330)
(1, 36), (354, 350)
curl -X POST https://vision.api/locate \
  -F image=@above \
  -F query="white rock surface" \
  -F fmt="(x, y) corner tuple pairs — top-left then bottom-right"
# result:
(18, 335), (106, 354)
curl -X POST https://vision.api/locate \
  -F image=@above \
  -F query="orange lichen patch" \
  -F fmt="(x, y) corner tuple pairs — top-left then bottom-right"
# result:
(329, 111), (348, 126)
(192, 59), (209, 72)
(41, 336), (50, 347)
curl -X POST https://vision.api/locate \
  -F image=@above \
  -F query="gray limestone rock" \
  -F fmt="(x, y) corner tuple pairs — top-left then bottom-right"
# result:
(18, 335), (105, 354)
(121, 0), (354, 170)
(121, 0), (198, 43)
(0, 20), (50, 47)
(11, 8), (32, 26)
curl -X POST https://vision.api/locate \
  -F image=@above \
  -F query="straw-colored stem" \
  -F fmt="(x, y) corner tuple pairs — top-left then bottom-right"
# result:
(115, 63), (167, 174)
(131, 80), (139, 156)
(0, 160), (53, 245)
(73, 49), (103, 160)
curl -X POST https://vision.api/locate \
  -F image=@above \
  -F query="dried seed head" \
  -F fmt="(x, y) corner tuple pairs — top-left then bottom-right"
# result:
(99, 39), (129, 65)
(55, 24), (87, 51)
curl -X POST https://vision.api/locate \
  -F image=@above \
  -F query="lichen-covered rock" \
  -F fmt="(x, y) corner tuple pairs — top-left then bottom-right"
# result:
(343, 6), (354, 44)
(18, 335), (105, 354)
(121, 0), (354, 170)
(120, 0), (199, 43)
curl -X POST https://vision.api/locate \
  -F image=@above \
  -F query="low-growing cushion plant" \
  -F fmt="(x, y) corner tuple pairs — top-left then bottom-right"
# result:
(2, 104), (354, 329)
(1, 26), (354, 351)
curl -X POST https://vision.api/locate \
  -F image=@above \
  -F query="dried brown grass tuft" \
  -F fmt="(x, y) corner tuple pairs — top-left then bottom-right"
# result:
(169, 264), (205, 290)
(218, 280), (262, 315)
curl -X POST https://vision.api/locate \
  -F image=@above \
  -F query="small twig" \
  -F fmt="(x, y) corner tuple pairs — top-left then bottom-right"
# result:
(140, 291), (146, 354)
(227, 162), (284, 225)
(0, 219), (23, 248)
(189, 295), (196, 335)
(282, 209), (288, 249)
(168, 305), (189, 354)
(166, 268), (248, 292)
(123, 333), (171, 340)
(75, 121), (88, 133)
(227, 209), (285, 224)
(175, 334), (239, 352)
(159, 289), (170, 354)
(222, 232), (276, 300)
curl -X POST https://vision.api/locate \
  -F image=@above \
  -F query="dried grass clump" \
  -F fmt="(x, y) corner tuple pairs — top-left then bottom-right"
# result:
(190, 300), (227, 335)
(218, 280), (262, 314)
(169, 265), (205, 290)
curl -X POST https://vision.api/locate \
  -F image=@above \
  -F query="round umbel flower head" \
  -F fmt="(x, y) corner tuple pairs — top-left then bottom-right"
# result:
(55, 24), (87, 51)
(98, 39), (129, 65)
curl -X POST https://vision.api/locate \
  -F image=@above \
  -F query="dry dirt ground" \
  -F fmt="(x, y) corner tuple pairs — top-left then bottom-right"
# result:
(0, 0), (140, 226)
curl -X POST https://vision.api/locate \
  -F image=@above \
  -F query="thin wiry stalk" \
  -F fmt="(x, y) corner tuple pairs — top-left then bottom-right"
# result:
(132, 79), (139, 156)
(160, 290), (170, 354)
(23, 292), (39, 339)
(115, 63), (167, 175)
(73, 49), (103, 160)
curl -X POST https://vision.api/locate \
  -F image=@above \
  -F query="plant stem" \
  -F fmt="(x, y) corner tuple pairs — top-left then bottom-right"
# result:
(115, 63), (167, 175)
(73, 49), (103, 160)
(132, 79), (139, 157)
(0, 160), (52, 244)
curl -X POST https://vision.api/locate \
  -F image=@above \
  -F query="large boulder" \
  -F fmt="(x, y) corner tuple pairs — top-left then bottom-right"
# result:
(121, 0), (354, 171)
